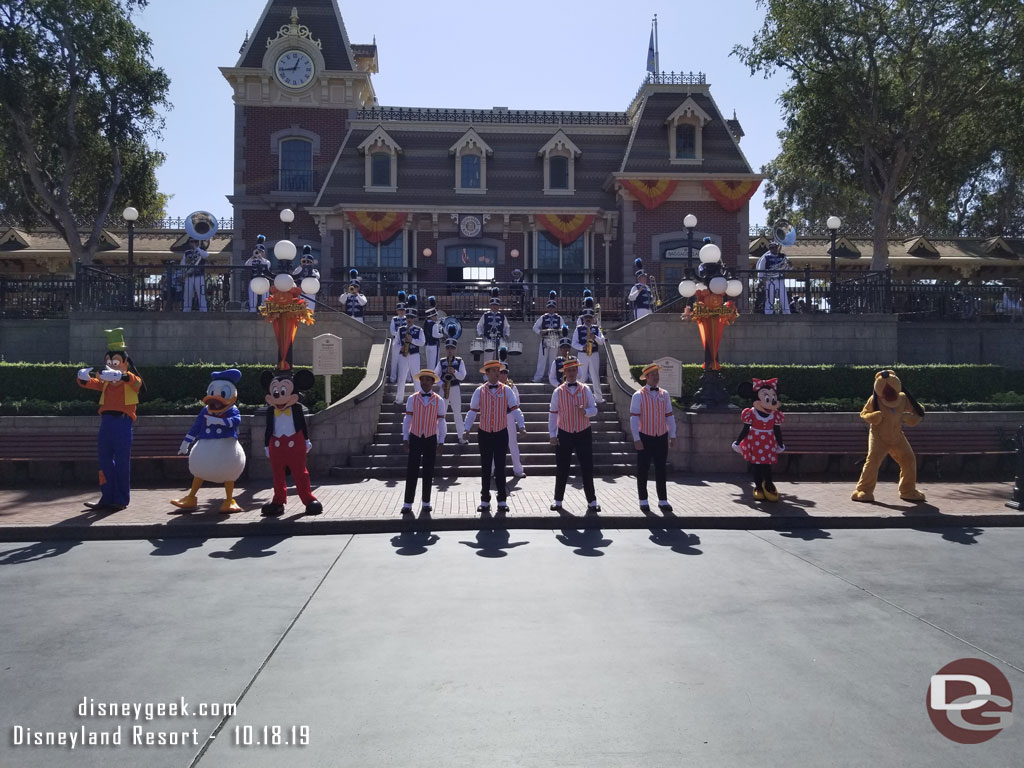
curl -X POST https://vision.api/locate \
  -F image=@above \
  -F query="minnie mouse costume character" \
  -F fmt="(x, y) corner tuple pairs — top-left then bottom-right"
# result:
(260, 369), (322, 517)
(732, 378), (786, 502)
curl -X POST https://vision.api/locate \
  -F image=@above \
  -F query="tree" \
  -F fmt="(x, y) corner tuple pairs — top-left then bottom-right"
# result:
(735, 0), (1024, 268)
(0, 0), (170, 263)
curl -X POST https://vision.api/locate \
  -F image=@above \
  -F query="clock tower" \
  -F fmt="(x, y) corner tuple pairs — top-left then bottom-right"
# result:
(220, 0), (378, 282)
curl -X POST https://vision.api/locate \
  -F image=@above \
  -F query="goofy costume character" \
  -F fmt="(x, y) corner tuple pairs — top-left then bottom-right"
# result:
(77, 327), (143, 511)
(260, 369), (322, 517)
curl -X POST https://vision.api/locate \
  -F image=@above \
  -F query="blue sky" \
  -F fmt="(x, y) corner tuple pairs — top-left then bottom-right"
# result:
(137, 0), (785, 226)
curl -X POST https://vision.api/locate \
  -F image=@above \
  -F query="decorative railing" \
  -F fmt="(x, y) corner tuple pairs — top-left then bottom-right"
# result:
(0, 215), (235, 231)
(355, 107), (631, 126)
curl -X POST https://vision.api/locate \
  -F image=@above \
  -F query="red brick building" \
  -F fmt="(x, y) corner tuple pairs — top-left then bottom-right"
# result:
(222, 0), (761, 303)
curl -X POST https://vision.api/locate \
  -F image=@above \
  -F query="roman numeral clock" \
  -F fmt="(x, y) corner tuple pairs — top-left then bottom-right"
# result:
(275, 49), (315, 89)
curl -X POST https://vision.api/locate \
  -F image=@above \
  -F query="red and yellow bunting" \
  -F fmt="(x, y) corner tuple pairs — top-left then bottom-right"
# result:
(620, 179), (680, 210)
(348, 211), (407, 244)
(702, 179), (761, 212)
(536, 213), (595, 245)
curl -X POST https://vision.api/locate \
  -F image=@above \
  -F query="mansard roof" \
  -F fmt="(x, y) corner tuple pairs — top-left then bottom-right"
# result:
(237, 0), (356, 71)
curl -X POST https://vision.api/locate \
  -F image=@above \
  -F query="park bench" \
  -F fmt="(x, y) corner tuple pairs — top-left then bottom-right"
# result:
(781, 423), (1015, 479)
(0, 426), (252, 483)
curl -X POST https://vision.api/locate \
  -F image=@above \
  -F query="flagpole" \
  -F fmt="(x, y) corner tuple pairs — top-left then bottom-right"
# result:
(653, 14), (659, 74)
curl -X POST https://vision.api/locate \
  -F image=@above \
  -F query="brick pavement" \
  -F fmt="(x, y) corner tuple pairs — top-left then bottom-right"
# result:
(0, 474), (1018, 542)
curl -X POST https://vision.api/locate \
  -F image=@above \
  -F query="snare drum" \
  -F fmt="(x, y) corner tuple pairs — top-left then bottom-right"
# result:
(507, 340), (523, 356)
(483, 337), (498, 353)
(470, 338), (484, 354)
(543, 330), (560, 350)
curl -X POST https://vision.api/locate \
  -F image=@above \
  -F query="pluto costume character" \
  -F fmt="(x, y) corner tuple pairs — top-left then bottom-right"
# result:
(171, 369), (247, 513)
(851, 370), (926, 503)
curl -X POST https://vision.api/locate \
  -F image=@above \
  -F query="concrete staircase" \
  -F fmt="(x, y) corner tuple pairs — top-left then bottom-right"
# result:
(330, 380), (635, 480)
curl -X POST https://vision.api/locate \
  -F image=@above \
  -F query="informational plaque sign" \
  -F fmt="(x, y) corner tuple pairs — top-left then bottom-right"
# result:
(313, 334), (343, 404)
(654, 356), (683, 399)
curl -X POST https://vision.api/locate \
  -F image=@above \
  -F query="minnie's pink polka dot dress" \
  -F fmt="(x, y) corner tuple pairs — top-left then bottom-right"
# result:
(740, 408), (785, 465)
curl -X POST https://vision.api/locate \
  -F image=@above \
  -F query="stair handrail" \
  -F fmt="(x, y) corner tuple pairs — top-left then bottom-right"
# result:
(356, 337), (392, 404)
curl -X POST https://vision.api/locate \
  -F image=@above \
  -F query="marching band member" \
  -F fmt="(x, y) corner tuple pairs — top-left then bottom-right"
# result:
(630, 363), (677, 512)
(532, 290), (563, 382)
(548, 359), (600, 513)
(342, 268), (367, 322)
(401, 369), (447, 516)
(497, 360), (527, 478)
(548, 325), (575, 388)
(434, 334), (468, 445)
(292, 245), (320, 313)
(477, 288), (510, 353)
(389, 291), (408, 384)
(628, 258), (653, 320)
(757, 241), (792, 314)
(464, 359), (522, 514)
(394, 296), (424, 404)
(422, 296), (443, 371)
(574, 288), (594, 327)
(571, 300), (605, 402)
(245, 234), (271, 312)
(182, 237), (208, 312)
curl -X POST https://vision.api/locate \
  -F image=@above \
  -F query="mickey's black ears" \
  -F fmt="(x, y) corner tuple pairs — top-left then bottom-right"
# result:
(293, 370), (315, 390)
(260, 370), (276, 390)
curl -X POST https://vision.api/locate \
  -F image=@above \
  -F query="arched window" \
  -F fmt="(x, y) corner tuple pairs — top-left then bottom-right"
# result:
(549, 155), (570, 190)
(461, 153), (482, 189)
(665, 97), (711, 165)
(371, 152), (392, 188)
(358, 126), (401, 192)
(538, 131), (580, 195)
(450, 129), (492, 194)
(675, 125), (696, 159)
(279, 138), (313, 192)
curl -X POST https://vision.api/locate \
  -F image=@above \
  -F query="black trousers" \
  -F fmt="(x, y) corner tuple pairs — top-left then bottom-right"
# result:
(751, 463), (775, 487)
(554, 428), (595, 503)
(478, 428), (509, 502)
(404, 434), (437, 504)
(636, 432), (668, 501)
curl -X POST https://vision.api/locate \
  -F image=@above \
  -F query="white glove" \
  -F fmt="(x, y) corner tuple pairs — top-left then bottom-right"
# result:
(178, 440), (191, 456)
(204, 415), (226, 426)
(305, 440), (312, 454)
(731, 441), (743, 455)
(98, 367), (122, 382)
(264, 446), (270, 458)
(777, 444), (786, 454)
(77, 367), (93, 381)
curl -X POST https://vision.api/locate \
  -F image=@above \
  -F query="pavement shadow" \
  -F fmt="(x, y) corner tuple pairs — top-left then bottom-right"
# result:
(909, 525), (985, 545)
(390, 528), (440, 556)
(0, 540), (82, 564)
(728, 485), (832, 541)
(642, 509), (703, 555)
(52, 506), (122, 529)
(209, 535), (290, 559)
(555, 527), (612, 556)
(459, 529), (529, 558)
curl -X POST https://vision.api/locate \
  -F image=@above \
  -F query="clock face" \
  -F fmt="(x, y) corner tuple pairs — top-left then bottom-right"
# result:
(275, 50), (315, 89)
(460, 215), (482, 238)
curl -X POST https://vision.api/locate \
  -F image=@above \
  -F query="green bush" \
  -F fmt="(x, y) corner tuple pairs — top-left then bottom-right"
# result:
(0, 363), (366, 413)
(632, 364), (1024, 405)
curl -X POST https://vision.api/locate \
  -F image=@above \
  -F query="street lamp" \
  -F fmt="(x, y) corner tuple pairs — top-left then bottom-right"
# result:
(683, 213), (697, 273)
(123, 206), (138, 306)
(280, 208), (295, 240)
(827, 215), (842, 312)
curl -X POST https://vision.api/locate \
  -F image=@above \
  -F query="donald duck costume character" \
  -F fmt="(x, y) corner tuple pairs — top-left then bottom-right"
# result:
(171, 369), (247, 513)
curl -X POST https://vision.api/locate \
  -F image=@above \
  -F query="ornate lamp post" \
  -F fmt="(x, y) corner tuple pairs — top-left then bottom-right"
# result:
(123, 206), (138, 305)
(250, 238), (315, 370)
(280, 208), (295, 240)
(679, 240), (743, 410)
(683, 213), (697, 273)
(827, 215), (841, 312)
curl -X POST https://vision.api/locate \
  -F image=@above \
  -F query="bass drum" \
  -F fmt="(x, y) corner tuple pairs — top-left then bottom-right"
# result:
(543, 329), (560, 350)
(507, 340), (523, 356)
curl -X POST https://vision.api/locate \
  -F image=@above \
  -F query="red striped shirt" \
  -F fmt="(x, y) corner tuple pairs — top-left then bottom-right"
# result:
(407, 392), (442, 437)
(638, 387), (670, 436)
(478, 383), (509, 433)
(553, 384), (590, 433)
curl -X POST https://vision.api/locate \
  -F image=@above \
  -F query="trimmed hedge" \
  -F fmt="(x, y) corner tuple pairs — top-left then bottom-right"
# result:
(628, 364), (1024, 405)
(0, 363), (365, 415)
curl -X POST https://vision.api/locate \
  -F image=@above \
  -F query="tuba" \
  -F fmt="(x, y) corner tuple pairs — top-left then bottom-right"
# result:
(185, 211), (219, 247)
(772, 219), (797, 247)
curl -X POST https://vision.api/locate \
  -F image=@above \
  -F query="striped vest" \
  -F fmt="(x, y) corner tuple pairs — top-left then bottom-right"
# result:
(554, 383), (590, 433)
(637, 387), (668, 437)
(408, 392), (442, 438)
(478, 383), (510, 433)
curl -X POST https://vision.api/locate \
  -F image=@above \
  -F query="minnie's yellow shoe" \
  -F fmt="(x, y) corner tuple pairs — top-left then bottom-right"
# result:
(753, 485), (766, 501)
(763, 482), (780, 503)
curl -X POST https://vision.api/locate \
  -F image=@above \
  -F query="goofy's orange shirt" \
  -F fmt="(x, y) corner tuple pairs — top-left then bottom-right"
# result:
(78, 374), (143, 421)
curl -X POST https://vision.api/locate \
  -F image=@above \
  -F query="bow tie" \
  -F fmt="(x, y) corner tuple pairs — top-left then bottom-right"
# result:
(488, 384), (499, 389)
(567, 383), (578, 388)
(648, 386), (659, 392)
(274, 408), (291, 418)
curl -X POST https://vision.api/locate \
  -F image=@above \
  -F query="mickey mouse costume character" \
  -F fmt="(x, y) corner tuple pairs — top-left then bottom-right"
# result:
(171, 369), (247, 513)
(76, 327), (144, 511)
(260, 369), (322, 517)
(732, 378), (786, 502)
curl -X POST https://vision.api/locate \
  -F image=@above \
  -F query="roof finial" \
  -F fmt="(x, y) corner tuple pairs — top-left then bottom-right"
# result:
(291, 7), (299, 26)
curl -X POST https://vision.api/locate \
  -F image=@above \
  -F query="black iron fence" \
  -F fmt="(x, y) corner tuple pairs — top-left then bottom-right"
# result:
(1, 264), (1022, 323)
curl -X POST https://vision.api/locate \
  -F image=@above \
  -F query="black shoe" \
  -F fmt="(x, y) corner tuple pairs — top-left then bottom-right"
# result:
(421, 503), (432, 514)
(401, 505), (414, 516)
(587, 503), (601, 514)
(304, 500), (323, 516)
(477, 502), (491, 513)
(84, 501), (114, 511)
(496, 502), (509, 514)
(550, 501), (563, 511)
(658, 502), (674, 513)
(261, 503), (285, 517)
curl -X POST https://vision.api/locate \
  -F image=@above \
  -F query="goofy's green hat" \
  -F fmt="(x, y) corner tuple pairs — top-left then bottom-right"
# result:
(104, 327), (127, 353)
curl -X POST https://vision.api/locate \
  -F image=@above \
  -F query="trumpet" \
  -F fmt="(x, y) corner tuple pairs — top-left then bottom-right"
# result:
(348, 284), (359, 295)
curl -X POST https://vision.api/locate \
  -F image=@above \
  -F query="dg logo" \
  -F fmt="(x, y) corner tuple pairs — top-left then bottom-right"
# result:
(927, 658), (1013, 743)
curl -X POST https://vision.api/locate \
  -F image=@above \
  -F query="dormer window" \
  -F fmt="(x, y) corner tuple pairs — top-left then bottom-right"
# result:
(538, 130), (581, 195)
(665, 97), (711, 165)
(358, 125), (401, 192)
(450, 129), (492, 194)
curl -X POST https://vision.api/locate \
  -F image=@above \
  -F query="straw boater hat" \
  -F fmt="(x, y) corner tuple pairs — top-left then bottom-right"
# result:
(417, 369), (439, 383)
(480, 359), (502, 373)
(561, 358), (581, 371)
(639, 363), (660, 381)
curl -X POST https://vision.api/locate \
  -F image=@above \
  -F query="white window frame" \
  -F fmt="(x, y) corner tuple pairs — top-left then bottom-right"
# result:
(532, 229), (590, 273)
(450, 128), (493, 194)
(538, 130), (581, 195)
(277, 136), (315, 193)
(665, 97), (711, 166)
(358, 125), (401, 192)
(349, 228), (407, 269)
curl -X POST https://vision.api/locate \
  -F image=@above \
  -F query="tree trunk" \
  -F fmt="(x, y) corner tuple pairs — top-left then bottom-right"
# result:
(870, 195), (894, 271)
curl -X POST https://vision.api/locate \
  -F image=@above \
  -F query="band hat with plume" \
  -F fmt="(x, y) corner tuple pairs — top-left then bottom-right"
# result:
(405, 294), (418, 317)
(425, 296), (438, 317)
(546, 290), (557, 308)
(348, 268), (360, 287)
(634, 257), (647, 278)
(489, 287), (500, 306)
(254, 234), (266, 254)
(396, 290), (407, 310)
(301, 244), (315, 264)
(558, 323), (572, 347)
